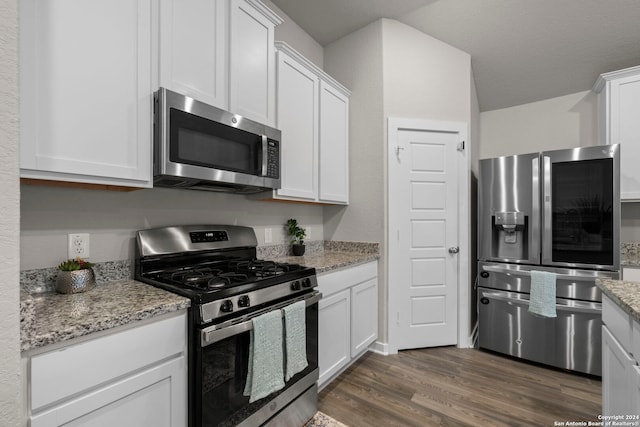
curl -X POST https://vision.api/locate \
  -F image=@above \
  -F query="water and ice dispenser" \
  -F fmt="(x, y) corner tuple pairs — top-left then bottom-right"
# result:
(491, 211), (527, 260)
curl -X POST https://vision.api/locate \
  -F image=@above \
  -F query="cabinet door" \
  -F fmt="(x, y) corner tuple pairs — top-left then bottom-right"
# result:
(31, 356), (187, 427)
(318, 289), (351, 388)
(158, 0), (228, 109)
(229, 0), (279, 126)
(319, 81), (349, 204)
(351, 277), (378, 357)
(20, 0), (154, 188)
(608, 73), (640, 200)
(275, 50), (318, 201)
(602, 325), (635, 416)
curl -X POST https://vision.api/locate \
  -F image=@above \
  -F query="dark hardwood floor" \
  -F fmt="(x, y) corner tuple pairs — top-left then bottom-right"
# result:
(318, 347), (601, 427)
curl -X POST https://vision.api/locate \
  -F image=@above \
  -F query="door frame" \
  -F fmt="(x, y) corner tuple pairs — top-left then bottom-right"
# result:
(386, 117), (471, 353)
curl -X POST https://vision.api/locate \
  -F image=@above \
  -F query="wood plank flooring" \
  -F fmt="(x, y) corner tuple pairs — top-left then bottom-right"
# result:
(318, 347), (601, 427)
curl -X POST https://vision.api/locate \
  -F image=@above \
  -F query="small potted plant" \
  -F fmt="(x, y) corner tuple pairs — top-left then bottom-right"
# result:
(286, 218), (307, 256)
(55, 257), (96, 294)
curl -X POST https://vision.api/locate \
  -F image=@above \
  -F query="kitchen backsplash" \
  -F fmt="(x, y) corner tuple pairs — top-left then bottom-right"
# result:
(20, 240), (380, 294)
(622, 242), (640, 266)
(20, 260), (131, 294)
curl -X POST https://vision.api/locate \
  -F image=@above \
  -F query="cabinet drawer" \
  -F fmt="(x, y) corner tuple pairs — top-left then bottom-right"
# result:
(31, 313), (186, 411)
(603, 295), (633, 352)
(318, 261), (377, 296)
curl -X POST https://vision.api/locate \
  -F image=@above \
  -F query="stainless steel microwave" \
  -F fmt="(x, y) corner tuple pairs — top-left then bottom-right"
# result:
(153, 88), (281, 193)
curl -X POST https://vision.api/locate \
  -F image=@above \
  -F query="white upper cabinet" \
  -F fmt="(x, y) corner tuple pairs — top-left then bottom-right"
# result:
(20, 0), (154, 188)
(594, 65), (640, 201)
(159, 0), (280, 126)
(271, 42), (350, 205)
(158, 0), (228, 109)
(229, 0), (281, 127)
(275, 47), (319, 200)
(319, 81), (350, 204)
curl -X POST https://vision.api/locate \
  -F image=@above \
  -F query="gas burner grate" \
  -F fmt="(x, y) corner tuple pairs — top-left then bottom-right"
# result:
(229, 260), (301, 277)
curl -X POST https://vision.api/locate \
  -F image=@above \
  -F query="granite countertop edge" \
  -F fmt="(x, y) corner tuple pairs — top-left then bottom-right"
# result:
(596, 278), (640, 323)
(21, 280), (190, 352)
(264, 251), (380, 274)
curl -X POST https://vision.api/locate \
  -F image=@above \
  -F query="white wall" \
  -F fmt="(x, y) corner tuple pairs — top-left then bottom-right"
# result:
(381, 19), (471, 124)
(479, 90), (598, 160)
(0, 0), (23, 422)
(263, 0), (323, 69)
(324, 18), (473, 344)
(21, 185), (324, 269)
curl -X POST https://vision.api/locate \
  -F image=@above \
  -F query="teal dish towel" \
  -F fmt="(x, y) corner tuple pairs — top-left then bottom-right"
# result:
(283, 301), (308, 381)
(243, 310), (285, 403)
(529, 270), (557, 318)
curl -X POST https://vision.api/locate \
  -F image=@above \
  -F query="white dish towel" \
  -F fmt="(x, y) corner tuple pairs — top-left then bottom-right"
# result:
(243, 310), (285, 403)
(283, 300), (308, 381)
(529, 270), (557, 318)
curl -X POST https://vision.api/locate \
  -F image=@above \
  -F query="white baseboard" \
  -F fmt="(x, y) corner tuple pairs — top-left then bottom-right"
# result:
(369, 340), (391, 355)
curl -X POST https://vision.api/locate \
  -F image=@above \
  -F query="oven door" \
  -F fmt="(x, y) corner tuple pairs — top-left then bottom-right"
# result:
(541, 144), (620, 270)
(195, 292), (320, 427)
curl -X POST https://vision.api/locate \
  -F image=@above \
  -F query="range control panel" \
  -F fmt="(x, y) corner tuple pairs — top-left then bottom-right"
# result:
(190, 231), (229, 243)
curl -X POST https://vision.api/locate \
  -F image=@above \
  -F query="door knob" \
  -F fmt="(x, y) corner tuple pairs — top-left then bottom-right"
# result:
(448, 247), (459, 254)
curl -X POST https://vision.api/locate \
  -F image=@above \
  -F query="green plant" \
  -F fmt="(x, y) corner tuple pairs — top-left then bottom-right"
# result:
(286, 218), (306, 246)
(57, 257), (94, 271)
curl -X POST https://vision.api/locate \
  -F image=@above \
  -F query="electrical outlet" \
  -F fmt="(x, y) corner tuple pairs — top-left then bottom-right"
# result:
(68, 233), (90, 259)
(264, 228), (273, 244)
(304, 227), (311, 240)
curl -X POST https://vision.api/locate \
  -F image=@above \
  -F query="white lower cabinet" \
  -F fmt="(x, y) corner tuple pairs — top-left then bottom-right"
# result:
(318, 261), (378, 388)
(602, 295), (640, 416)
(27, 313), (187, 427)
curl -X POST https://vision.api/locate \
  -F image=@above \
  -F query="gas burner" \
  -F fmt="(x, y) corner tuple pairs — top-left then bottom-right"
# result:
(230, 260), (300, 277)
(206, 273), (249, 289)
(171, 268), (223, 282)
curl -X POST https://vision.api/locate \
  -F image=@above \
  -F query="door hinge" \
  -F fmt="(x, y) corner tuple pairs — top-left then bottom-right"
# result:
(457, 141), (465, 152)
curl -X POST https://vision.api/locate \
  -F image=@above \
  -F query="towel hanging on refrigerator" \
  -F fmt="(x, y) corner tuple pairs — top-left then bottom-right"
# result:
(529, 270), (557, 318)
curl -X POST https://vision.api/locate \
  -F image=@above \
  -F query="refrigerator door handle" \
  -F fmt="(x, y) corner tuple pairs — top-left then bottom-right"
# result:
(531, 155), (540, 263)
(541, 155), (552, 265)
(481, 264), (608, 282)
(481, 290), (602, 315)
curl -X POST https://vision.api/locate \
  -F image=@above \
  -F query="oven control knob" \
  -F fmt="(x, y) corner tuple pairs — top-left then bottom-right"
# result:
(237, 295), (250, 308)
(302, 278), (312, 288)
(220, 300), (233, 313)
(291, 281), (301, 291)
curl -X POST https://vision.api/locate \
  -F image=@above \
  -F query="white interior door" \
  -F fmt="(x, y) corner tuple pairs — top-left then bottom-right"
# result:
(388, 119), (468, 352)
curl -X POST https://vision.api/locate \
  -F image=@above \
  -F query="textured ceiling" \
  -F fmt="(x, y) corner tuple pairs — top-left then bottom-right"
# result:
(270, 0), (640, 111)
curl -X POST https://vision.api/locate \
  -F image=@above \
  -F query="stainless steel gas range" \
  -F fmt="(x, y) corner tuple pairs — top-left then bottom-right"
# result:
(135, 225), (320, 427)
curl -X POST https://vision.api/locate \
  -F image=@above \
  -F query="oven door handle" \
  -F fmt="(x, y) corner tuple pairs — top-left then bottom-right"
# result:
(481, 290), (602, 314)
(201, 291), (322, 347)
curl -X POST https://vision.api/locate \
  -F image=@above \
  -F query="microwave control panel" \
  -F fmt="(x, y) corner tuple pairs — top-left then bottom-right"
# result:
(266, 140), (279, 178)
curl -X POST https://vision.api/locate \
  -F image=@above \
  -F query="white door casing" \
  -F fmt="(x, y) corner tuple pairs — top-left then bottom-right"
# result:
(387, 118), (470, 353)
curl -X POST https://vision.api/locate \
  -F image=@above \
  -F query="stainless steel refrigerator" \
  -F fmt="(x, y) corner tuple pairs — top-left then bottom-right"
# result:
(477, 144), (620, 376)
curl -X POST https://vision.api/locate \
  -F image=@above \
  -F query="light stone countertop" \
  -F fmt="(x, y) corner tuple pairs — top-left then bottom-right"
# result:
(20, 280), (190, 352)
(20, 241), (378, 352)
(266, 250), (379, 274)
(596, 278), (640, 323)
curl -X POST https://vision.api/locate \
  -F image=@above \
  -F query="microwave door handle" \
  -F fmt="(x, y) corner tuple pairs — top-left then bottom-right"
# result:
(261, 135), (268, 177)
